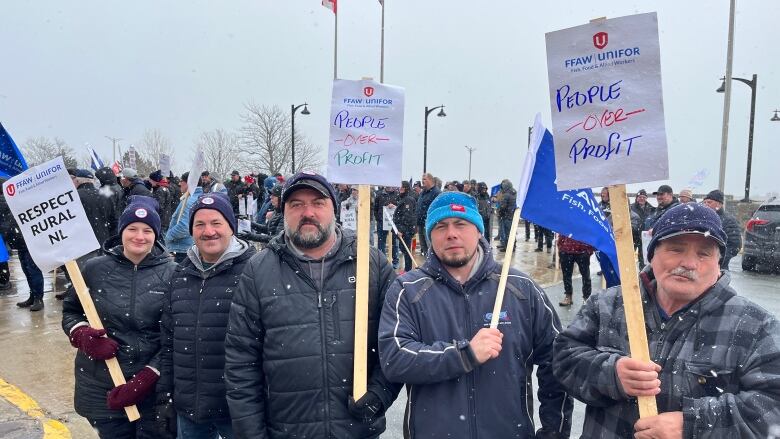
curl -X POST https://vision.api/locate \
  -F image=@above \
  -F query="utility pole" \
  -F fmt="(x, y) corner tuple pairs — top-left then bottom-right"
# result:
(464, 145), (476, 180)
(105, 136), (122, 163)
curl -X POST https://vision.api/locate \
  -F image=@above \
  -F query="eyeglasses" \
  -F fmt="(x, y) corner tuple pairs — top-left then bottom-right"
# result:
(286, 198), (330, 212)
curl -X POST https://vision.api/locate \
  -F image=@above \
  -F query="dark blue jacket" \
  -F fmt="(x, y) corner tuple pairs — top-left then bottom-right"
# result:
(158, 240), (256, 423)
(415, 186), (440, 224)
(378, 239), (572, 438)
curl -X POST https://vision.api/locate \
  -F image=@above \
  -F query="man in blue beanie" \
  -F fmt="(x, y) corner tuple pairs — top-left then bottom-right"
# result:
(553, 202), (780, 438)
(378, 191), (572, 438)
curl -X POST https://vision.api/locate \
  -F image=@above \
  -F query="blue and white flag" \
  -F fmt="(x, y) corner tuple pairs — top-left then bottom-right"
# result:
(517, 115), (620, 287)
(0, 122), (29, 179)
(0, 236), (8, 263)
(87, 144), (104, 171)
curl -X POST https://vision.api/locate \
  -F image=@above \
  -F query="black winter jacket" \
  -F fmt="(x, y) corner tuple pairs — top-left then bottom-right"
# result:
(717, 207), (743, 258)
(61, 237), (177, 420)
(158, 239), (256, 423)
(374, 190), (400, 230)
(152, 185), (174, 233)
(393, 193), (417, 235)
(378, 239), (572, 438)
(77, 183), (117, 247)
(122, 178), (153, 212)
(225, 180), (246, 214)
(498, 187), (517, 218)
(224, 229), (402, 439)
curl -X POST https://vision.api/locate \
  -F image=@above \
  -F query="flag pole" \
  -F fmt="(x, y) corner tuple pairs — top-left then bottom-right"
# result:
(380, 0), (385, 83)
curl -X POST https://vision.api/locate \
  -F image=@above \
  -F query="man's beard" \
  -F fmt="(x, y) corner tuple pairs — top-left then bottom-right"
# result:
(439, 250), (475, 268)
(286, 218), (335, 249)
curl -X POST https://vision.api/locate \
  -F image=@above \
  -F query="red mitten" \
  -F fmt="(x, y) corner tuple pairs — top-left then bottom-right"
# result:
(70, 326), (119, 360)
(107, 366), (159, 410)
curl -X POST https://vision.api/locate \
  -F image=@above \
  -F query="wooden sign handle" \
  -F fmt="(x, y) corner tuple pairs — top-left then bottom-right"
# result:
(353, 184), (371, 400)
(607, 184), (658, 417)
(394, 231), (419, 269)
(65, 260), (141, 421)
(490, 208), (521, 329)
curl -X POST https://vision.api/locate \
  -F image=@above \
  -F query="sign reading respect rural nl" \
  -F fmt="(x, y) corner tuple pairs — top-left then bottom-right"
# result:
(327, 79), (405, 187)
(3, 156), (100, 272)
(545, 12), (668, 190)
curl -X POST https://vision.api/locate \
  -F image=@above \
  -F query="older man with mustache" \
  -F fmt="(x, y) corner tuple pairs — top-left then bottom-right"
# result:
(553, 203), (780, 439)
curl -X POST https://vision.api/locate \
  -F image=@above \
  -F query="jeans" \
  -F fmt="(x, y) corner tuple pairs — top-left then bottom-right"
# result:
(482, 216), (491, 241)
(417, 222), (429, 256)
(499, 217), (513, 247)
(17, 247), (44, 300)
(177, 414), (234, 439)
(560, 253), (592, 299)
(377, 229), (399, 267)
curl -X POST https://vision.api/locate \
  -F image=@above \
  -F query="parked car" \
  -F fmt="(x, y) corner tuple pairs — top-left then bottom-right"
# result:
(743, 197), (780, 271)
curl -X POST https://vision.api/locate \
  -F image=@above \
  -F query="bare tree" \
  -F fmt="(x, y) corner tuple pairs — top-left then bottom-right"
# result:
(238, 103), (322, 175)
(137, 129), (174, 170)
(22, 136), (79, 168)
(194, 128), (242, 182)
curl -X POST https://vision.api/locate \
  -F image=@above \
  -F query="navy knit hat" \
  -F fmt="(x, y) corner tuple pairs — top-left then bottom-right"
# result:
(119, 196), (161, 239)
(647, 203), (727, 262)
(282, 171), (339, 215)
(425, 192), (485, 239)
(149, 170), (164, 182)
(188, 192), (236, 235)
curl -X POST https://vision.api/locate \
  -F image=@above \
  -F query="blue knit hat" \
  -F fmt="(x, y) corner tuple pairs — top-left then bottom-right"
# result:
(647, 202), (727, 262)
(119, 196), (161, 239)
(188, 192), (237, 235)
(425, 192), (485, 239)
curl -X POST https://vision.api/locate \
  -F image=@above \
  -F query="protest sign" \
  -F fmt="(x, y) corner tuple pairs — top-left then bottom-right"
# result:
(2, 156), (140, 420)
(159, 154), (171, 177)
(327, 79), (405, 187)
(340, 200), (357, 231)
(2, 157), (100, 272)
(382, 206), (397, 232)
(127, 145), (137, 170)
(545, 12), (667, 190)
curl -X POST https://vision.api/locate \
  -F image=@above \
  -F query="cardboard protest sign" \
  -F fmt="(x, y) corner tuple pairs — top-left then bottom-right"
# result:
(2, 156), (100, 272)
(327, 79), (405, 186)
(340, 200), (357, 231)
(545, 12), (668, 190)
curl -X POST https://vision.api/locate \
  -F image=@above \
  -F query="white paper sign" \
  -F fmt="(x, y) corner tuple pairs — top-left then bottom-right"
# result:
(327, 79), (405, 186)
(238, 219), (251, 234)
(187, 149), (205, 191)
(340, 199), (357, 231)
(159, 154), (171, 177)
(545, 12), (668, 190)
(2, 156), (100, 272)
(382, 206), (397, 232)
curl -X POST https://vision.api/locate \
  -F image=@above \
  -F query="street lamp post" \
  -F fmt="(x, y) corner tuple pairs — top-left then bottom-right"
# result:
(464, 145), (476, 180)
(717, 74), (757, 202)
(423, 105), (446, 173)
(290, 103), (310, 174)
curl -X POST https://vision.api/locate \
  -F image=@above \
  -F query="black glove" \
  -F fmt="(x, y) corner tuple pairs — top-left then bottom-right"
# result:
(347, 391), (384, 424)
(155, 393), (177, 439)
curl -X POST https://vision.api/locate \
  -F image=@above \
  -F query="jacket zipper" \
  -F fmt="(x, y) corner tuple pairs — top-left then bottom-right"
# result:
(331, 293), (340, 340)
(463, 289), (478, 439)
(130, 265), (139, 364)
(318, 288), (332, 437)
(194, 276), (206, 419)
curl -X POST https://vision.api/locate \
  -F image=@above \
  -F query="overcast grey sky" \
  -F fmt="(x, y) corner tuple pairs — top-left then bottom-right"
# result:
(1, 1), (777, 198)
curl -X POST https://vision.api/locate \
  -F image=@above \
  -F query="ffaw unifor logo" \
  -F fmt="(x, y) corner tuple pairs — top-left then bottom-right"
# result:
(363, 86), (374, 97)
(593, 32), (608, 49)
(5, 183), (16, 197)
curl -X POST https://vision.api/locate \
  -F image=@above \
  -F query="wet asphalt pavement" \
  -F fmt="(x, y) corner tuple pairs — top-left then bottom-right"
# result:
(0, 236), (778, 438)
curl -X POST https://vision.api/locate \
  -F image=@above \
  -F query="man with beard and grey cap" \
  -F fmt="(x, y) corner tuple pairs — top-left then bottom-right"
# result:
(224, 171), (402, 439)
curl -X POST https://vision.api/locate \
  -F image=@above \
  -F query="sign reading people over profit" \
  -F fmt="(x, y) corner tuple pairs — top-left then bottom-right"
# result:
(2, 156), (100, 272)
(545, 12), (668, 190)
(327, 79), (405, 186)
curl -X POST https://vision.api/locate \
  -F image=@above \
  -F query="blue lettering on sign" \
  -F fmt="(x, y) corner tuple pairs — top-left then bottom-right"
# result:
(333, 110), (387, 130)
(555, 80), (622, 113)
(568, 132), (642, 164)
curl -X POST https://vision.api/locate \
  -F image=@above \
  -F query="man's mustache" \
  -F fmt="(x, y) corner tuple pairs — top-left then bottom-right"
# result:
(298, 218), (323, 231)
(670, 267), (698, 280)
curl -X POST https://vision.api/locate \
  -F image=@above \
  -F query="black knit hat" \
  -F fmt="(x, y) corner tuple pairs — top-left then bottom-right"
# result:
(647, 203), (727, 262)
(149, 170), (164, 182)
(119, 196), (161, 239)
(703, 189), (724, 204)
(188, 192), (236, 235)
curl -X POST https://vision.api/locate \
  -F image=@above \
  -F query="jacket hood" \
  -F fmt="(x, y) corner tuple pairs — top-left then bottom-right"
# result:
(102, 235), (172, 267)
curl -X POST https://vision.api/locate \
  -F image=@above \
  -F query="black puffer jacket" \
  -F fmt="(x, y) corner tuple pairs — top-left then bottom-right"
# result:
(122, 178), (153, 212)
(224, 229), (402, 439)
(61, 237), (177, 420)
(158, 239), (256, 423)
(152, 184), (174, 234)
(393, 193), (417, 235)
(77, 182), (117, 247)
